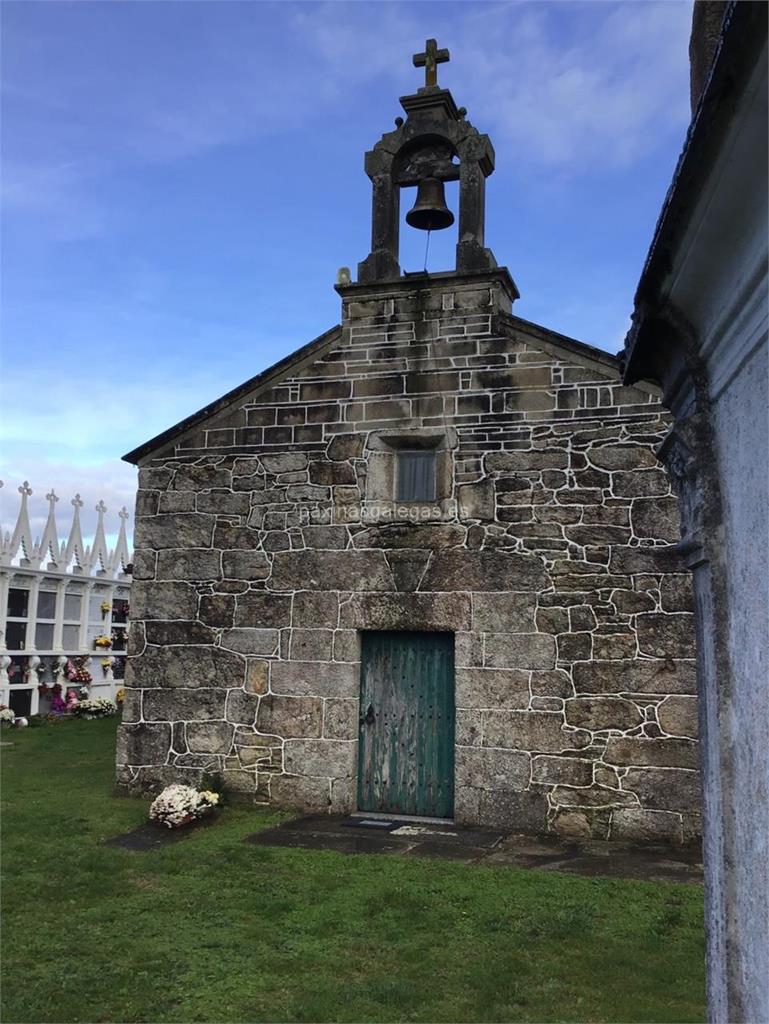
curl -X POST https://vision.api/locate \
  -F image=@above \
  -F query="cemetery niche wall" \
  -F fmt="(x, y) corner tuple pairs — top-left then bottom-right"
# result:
(118, 43), (700, 843)
(0, 482), (133, 715)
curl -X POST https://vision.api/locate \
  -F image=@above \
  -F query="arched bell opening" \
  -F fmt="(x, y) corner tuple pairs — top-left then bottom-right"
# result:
(394, 133), (461, 275)
(399, 179), (460, 274)
(394, 134), (460, 184)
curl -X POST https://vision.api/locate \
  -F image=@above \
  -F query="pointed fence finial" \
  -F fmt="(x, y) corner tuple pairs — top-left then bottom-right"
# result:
(64, 493), (86, 572)
(9, 481), (35, 564)
(38, 487), (63, 569)
(113, 506), (131, 576)
(1, 482), (133, 577)
(92, 499), (110, 574)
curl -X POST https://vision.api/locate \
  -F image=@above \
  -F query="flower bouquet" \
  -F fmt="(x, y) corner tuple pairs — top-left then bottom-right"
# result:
(115, 687), (125, 706)
(149, 784), (220, 829)
(100, 601), (111, 618)
(66, 658), (92, 684)
(0, 707), (15, 726)
(93, 635), (112, 650)
(72, 698), (117, 719)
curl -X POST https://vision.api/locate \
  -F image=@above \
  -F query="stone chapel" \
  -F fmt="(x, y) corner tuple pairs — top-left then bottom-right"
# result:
(118, 42), (699, 844)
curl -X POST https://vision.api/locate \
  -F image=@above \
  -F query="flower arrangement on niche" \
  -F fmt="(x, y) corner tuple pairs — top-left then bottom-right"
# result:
(149, 784), (220, 829)
(115, 687), (125, 706)
(72, 698), (117, 720)
(93, 635), (112, 650)
(66, 657), (92, 684)
(0, 707), (15, 725)
(40, 681), (65, 714)
(100, 601), (111, 619)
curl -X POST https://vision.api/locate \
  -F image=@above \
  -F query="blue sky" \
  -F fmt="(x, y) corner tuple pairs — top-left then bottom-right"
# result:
(1, 0), (693, 545)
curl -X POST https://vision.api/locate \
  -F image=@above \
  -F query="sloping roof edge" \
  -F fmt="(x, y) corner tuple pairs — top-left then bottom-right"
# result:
(123, 293), (652, 467)
(503, 312), (660, 396)
(501, 312), (620, 370)
(623, 0), (767, 384)
(122, 324), (342, 465)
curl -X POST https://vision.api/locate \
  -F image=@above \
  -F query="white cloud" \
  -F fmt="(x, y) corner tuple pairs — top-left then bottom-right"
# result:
(0, 371), (207, 550)
(468, 2), (692, 170)
(1, 1), (693, 237)
(293, 0), (693, 172)
(0, 158), (108, 239)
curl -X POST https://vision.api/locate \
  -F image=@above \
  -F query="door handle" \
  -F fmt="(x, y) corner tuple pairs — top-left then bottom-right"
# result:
(360, 703), (375, 726)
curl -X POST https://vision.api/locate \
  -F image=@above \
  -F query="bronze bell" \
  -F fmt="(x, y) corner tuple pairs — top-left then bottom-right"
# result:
(406, 177), (454, 231)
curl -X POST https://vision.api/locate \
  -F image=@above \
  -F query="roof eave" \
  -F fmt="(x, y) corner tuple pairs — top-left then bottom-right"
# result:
(624, 1), (767, 385)
(122, 324), (342, 465)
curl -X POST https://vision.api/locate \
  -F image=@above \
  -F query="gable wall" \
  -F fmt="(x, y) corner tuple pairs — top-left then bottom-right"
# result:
(118, 276), (700, 843)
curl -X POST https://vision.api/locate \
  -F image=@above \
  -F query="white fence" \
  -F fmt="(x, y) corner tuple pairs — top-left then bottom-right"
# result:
(0, 481), (133, 715)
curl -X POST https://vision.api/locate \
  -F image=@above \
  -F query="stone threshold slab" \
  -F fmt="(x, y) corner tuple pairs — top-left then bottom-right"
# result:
(244, 815), (704, 884)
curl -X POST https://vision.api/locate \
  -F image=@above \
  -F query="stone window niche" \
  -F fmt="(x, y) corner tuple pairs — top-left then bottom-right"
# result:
(396, 450), (436, 502)
(35, 589), (57, 650)
(364, 429), (456, 521)
(6, 586), (30, 650)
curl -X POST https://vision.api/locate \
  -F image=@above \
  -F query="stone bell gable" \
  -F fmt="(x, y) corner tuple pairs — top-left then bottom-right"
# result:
(119, 269), (699, 844)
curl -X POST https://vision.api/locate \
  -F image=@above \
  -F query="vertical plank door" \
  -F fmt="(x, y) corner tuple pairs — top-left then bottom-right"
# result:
(358, 630), (454, 818)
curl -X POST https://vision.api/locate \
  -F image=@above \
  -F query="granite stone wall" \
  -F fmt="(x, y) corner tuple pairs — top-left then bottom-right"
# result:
(119, 273), (700, 843)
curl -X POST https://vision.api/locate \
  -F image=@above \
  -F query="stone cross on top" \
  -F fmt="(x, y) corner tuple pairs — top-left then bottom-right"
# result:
(413, 38), (449, 89)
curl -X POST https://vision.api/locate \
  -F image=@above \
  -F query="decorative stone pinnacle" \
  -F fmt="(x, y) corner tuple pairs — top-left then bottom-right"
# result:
(119, 506), (129, 520)
(413, 38), (449, 89)
(95, 500), (107, 514)
(46, 490), (59, 504)
(72, 494), (84, 509)
(19, 481), (32, 497)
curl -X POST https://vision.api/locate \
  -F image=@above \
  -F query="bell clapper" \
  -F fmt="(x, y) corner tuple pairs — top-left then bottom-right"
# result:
(424, 229), (431, 273)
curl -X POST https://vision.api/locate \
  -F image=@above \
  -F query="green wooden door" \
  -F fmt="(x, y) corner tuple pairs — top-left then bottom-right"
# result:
(358, 631), (455, 818)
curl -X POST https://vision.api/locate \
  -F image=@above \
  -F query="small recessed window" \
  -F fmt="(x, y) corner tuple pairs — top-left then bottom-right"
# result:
(396, 450), (436, 502)
(35, 623), (55, 649)
(7, 588), (29, 619)
(62, 624), (79, 648)
(37, 591), (56, 619)
(5, 621), (26, 650)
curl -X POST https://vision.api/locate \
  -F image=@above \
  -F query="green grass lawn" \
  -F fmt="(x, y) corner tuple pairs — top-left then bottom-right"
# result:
(1, 718), (705, 1024)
